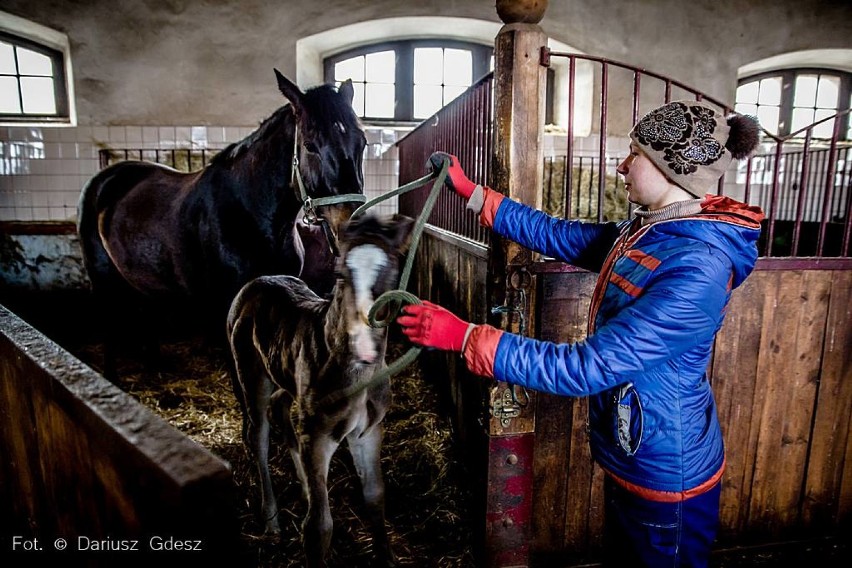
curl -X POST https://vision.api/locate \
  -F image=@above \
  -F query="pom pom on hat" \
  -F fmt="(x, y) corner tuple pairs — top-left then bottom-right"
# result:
(725, 114), (761, 160)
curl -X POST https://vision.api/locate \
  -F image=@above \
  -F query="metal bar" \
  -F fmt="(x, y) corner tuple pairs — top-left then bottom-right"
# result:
(816, 129), (839, 256)
(597, 63), (608, 223)
(743, 155), (754, 204)
(843, 150), (852, 257)
(791, 130), (813, 257)
(765, 143), (784, 257)
(755, 257), (852, 271)
(628, 71), (641, 218)
(546, 52), (730, 109)
(564, 56), (576, 220)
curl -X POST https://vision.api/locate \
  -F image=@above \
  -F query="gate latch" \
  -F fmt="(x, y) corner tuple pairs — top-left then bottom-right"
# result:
(491, 385), (530, 427)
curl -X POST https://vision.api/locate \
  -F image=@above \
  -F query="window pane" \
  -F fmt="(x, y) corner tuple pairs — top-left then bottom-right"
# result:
(849, 93), (852, 140)
(756, 105), (780, 135)
(17, 47), (53, 76)
(735, 103), (758, 117)
(0, 76), (22, 113)
(816, 75), (839, 109)
(414, 48), (443, 85)
(794, 75), (818, 107)
(444, 85), (467, 105)
(791, 107), (815, 135)
(414, 84), (442, 118)
(0, 42), (16, 74)
(758, 77), (782, 105)
(365, 50), (395, 83)
(443, 48), (472, 87)
(736, 81), (759, 105)
(350, 81), (365, 116)
(335, 56), (365, 82)
(365, 83), (394, 118)
(812, 108), (835, 138)
(21, 76), (56, 113)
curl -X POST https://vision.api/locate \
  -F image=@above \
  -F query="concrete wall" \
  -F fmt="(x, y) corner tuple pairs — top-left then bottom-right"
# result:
(1, 0), (850, 286)
(2, 0), (850, 125)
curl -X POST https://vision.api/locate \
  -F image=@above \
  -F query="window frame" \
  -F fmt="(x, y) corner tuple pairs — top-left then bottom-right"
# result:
(324, 39), (493, 125)
(737, 68), (852, 140)
(0, 31), (71, 124)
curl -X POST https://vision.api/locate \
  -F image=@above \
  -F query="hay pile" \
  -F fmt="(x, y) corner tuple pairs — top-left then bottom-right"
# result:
(73, 333), (477, 568)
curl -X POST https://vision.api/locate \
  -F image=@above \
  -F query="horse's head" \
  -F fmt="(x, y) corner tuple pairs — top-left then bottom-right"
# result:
(336, 214), (415, 366)
(276, 70), (367, 237)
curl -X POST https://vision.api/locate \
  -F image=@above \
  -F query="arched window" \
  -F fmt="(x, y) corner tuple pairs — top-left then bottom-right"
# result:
(324, 40), (492, 124)
(0, 11), (74, 126)
(735, 69), (852, 139)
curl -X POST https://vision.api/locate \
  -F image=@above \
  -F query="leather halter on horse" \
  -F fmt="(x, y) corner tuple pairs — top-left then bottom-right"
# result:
(291, 128), (367, 257)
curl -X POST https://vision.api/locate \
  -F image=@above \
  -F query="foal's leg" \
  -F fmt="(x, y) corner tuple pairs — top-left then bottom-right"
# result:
(230, 330), (280, 534)
(347, 424), (394, 566)
(269, 388), (309, 500)
(301, 430), (339, 568)
(246, 374), (280, 534)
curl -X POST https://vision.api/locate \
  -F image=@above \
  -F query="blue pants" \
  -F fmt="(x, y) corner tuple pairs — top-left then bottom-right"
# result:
(603, 476), (722, 568)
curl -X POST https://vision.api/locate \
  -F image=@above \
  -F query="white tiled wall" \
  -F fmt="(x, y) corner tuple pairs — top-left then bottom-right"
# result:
(0, 125), (404, 222)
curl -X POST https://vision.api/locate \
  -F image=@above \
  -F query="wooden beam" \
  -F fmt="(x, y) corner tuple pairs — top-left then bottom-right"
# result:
(484, 19), (548, 568)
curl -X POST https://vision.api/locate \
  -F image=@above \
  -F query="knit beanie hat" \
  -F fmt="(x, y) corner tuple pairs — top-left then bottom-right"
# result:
(629, 100), (761, 197)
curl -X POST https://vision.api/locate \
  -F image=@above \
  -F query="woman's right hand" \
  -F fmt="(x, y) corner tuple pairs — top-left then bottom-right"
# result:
(428, 152), (478, 200)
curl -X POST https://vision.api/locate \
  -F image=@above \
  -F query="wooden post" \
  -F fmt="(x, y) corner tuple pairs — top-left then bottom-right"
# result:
(485, 2), (549, 566)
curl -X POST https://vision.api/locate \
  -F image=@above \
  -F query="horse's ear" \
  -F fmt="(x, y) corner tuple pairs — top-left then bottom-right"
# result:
(389, 214), (416, 254)
(274, 68), (304, 111)
(338, 79), (354, 105)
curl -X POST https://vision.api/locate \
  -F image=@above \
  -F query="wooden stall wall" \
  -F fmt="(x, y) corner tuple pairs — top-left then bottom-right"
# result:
(531, 264), (852, 561)
(410, 229), (491, 450)
(712, 266), (852, 543)
(0, 304), (239, 566)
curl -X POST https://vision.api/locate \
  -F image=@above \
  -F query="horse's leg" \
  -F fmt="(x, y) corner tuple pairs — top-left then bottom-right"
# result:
(229, 322), (280, 534)
(90, 273), (133, 382)
(78, 175), (124, 382)
(347, 424), (394, 566)
(301, 430), (338, 568)
(269, 389), (309, 502)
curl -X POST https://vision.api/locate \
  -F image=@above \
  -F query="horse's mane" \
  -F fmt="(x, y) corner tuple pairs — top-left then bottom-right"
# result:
(210, 104), (294, 166)
(210, 83), (360, 168)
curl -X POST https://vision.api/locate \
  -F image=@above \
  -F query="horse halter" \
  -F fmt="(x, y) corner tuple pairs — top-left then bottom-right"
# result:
(291, 128), (367, 256)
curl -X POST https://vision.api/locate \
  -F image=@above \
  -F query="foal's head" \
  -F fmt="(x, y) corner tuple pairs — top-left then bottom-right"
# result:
(276, 70), (367, 233)
(336, 214), (415, 366)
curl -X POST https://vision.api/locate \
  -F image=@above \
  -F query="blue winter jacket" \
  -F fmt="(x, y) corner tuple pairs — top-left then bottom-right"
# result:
(475, 194), (763, 499)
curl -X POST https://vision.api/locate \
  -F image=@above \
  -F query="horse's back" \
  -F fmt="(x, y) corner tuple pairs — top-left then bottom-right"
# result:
(228, 275), (327, 340)
(80, 161), (188, 221)
(81, 161), (206, 295)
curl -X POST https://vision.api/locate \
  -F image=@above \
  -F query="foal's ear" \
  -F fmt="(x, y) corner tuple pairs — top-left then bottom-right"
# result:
(338, 79), (355, 104)
(390, 214), (416, 254)
(274, 68), (304, 111)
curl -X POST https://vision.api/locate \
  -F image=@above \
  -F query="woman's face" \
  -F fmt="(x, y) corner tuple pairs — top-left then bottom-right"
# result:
(616, 144), (676, 209)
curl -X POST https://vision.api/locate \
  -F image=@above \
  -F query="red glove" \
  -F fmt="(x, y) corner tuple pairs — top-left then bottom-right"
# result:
(428, 152), (478, 200)
(397, 300), (473, 352)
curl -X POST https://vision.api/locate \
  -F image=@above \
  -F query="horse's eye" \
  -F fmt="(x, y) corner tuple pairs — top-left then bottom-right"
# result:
(304, 142), (319, 154)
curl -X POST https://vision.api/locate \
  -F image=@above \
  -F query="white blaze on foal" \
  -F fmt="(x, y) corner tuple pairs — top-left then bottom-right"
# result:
(346, 244), (388, 364)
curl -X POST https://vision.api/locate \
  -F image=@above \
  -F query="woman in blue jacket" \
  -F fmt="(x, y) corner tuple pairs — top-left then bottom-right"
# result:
(397, 100), (765, 567)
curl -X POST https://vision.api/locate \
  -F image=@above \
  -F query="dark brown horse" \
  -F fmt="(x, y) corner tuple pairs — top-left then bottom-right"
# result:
(77, 70), (366, 378)
(227, 213), (414, 568)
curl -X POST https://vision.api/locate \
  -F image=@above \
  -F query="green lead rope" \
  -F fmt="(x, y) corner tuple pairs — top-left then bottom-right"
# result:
(318, 159), (450, 407)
